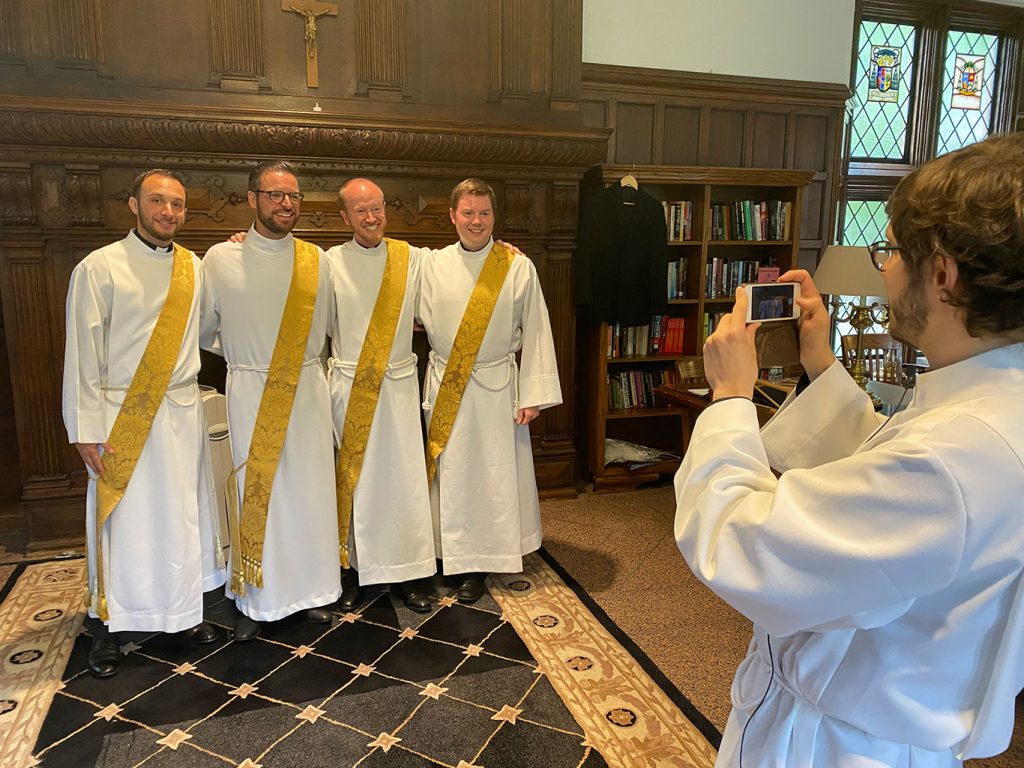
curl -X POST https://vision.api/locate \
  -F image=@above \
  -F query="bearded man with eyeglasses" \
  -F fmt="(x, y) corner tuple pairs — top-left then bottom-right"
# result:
(675, 132), (1024, 767)
(200, 160), (340, 641)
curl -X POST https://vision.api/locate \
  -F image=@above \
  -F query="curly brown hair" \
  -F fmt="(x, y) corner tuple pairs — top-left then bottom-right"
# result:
(886, 132), (1024, 338)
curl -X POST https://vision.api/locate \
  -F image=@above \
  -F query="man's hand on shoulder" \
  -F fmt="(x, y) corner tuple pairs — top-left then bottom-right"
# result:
(228, 231), (247, 244)
(75, 442), (113, 476)
(496, 240), (524, 256)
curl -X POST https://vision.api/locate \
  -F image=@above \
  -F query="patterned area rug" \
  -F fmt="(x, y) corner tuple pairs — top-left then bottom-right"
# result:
(0, 551), (717, 768)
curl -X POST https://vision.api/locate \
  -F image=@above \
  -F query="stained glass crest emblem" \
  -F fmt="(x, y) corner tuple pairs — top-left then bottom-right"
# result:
(868, 46), (901, 103)
(951, 54), (985, 111)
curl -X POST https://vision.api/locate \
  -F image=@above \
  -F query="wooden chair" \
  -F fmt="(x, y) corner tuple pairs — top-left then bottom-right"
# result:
(841, 332), (904, 384)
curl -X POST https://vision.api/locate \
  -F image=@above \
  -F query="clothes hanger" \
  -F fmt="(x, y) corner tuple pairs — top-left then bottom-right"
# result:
(620, 164), (638, 190)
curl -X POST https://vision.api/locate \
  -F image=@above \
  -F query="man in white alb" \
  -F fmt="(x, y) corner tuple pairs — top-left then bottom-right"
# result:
(418, 178), (562, 602)
(201, 160), (340, 640)
(675, 132), (1024, 766)
(63, 169), (219, 678)
(325, 178), (436, 612)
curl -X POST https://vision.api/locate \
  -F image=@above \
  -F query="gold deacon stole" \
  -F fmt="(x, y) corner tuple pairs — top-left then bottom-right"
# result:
(93, 245), (194, 621)
(228, 238), (319, 596)
(336, 238), (410, 568)
(426, 242), (512, 484)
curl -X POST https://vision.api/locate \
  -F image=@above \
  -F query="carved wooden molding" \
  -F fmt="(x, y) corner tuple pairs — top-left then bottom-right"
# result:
(207, 0), (265, 82)
(583, 63), (852, 108)
(550, 0), (582, 101)
(52, 0), (103, 66)
(0, 165), (35, 225)
(492, 0), (532, 97)
(354, 0), (406, 94)
(0, 0), (20, 59)
(0, 98), (609, 169)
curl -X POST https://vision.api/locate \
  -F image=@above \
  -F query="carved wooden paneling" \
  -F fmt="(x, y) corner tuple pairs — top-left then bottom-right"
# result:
(354, 0), (406, 94)
(801, 179), (825, 243)
(491, 0), (532, 97)
(615, 103), (656, 165)
(0, 0), (20, 59)
(794, 113), (830, 171)
(550, 0), (582, 101)
(0, 166), (35, 225)
(708, 109), (745, 167)
(504, 181), (531, 233)
(543, 253), (573, 442)
(550, 182), (577, 233)
(52, 0), (100, 64)
(663, 106), (701, 166)
(66, 165), (102, 225)
(751, 112), (788, 168)
(207, 0), (265, 80)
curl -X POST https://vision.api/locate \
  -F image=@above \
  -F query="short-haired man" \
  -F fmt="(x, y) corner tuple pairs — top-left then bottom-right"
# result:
(63, 169), (219, 677)
(201, 160), (340, 640)
(675, 132), (1024, 765)
(327, 177), (436, 612)
(417, 179), (561, 602)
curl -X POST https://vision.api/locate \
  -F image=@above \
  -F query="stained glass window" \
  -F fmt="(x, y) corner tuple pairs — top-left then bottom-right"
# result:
(936, 30), (999, 156)
(850, 21), (917, 160)
(842, 200), (888, 246)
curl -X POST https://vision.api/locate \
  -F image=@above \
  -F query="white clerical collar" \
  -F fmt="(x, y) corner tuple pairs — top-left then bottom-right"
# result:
(131, 229), (173, 253)
(457, 237), (494, 258)
(911, 342), (1024, 409)
(246, 225), (294, 255)
(350, 237), (385, 253)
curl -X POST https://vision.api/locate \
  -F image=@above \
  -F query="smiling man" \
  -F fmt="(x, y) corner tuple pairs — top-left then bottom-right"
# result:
(675, 132), (1024, 766)
(417, 178), (562, 603)
(62, 169), (220, 678)
(201, 160), (340, 641)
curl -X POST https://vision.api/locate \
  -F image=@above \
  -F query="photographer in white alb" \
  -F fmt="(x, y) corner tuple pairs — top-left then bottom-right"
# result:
(674, 131), (1024, 767)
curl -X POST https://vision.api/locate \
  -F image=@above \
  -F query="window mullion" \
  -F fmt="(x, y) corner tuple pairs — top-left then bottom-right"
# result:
(908, 4), (947, 165)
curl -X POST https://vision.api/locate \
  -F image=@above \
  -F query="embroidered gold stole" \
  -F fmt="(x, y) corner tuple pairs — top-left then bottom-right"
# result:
(228, 238), (320, 596)
(336, 238), (410, 568)
(93, 244), (194, 621)
(426, 242), (512, 483)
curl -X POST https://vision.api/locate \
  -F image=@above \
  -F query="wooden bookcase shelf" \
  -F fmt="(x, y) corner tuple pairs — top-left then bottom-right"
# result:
(577, 164), (813, 493)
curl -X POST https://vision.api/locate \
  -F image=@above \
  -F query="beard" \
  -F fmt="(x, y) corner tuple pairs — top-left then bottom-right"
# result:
(887, 276), (929, 346)
(256, 205), (296, 236)
(137, 216), (181, 245)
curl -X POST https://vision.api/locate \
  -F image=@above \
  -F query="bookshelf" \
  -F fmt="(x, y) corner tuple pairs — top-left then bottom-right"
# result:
(577, 164), (814, 492)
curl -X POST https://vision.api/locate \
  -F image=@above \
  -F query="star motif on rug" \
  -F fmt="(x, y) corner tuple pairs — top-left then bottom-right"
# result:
(605, 708), (638, 727)
(491, 704), (522, 725)
(398, 627), (418, 640)
(499, 612), (508, 622)
(236, 760), (262, 768)
(566, 655), (593, 672)
(229, 683), (258, 699)
(172, 662), (196, 675)
(119, 640), (142, 655)
(367, 732), (402, 752)
(351, 663), (375, 677)
(419, 683), (448, 700)
(464, 644), (483, 657)
(291, 645), (314, 658)
(438, 595), (458, 607)
(456, 761), (483, 768)
(19, 756), (40, 767)
(340, 612), (361, 623)
(93, 704), (122, 721)
(155, 729), (193, 749)
(295, 705), (326, 724)
(56, 681), (66, 691)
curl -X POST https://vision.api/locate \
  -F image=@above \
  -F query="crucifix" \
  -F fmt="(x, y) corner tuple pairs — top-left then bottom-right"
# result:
(283, 0), (337, 88)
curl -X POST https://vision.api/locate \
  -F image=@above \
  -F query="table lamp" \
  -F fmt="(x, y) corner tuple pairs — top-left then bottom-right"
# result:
(813, 245), (889, 406)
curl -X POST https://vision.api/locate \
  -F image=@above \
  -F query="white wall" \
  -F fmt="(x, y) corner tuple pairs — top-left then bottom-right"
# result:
(583, 0), (857, 85)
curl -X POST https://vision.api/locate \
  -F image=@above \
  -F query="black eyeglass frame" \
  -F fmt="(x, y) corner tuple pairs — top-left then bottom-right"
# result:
(867, 240), (900, 272)
(255, 190), (305, 204)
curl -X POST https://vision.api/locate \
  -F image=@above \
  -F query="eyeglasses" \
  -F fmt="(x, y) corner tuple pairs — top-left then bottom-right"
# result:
(256, 190), (304, 204)
(867, 240), (901, 272)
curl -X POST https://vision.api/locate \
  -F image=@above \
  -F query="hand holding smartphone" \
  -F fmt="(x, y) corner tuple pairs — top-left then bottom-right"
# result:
(743, 282), (801, 323)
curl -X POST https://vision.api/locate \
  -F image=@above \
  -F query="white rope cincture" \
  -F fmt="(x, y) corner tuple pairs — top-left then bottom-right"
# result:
(421, 350), (519, 412)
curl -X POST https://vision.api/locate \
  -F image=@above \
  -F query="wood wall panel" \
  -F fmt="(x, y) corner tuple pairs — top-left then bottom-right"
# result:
(52, 0), (100, 64)
(663, 106), (701, 166)
(550, 0), (582, 103)
(0, 0), (20, 59)
(707, 109), (746, 167)
(354, 0), (406, 95)
(615, 103), (656, 165)
(751, 112), (788, 168)
(207, 0), (265, 82)
(794, 113), (830, 171)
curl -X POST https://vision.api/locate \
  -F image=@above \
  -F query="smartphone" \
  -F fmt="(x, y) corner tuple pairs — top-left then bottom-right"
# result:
(744, 282), (801, 323)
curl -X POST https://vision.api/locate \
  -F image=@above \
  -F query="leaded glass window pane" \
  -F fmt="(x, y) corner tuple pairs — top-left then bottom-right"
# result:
(936, 30), (999, 156)
(842, 200), (888, 246)
(850, 21), (917, 160)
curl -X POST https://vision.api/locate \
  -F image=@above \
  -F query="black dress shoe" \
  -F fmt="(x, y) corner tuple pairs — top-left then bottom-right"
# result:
(180, 621), (219, 644)
(307, 607), (332, 624)
(398, 582), (433, 613)
(87, 636), (121, 679)
(456, 573), (486, 604)
(233, 614), (261, 642)
(338, 581), (363, 611)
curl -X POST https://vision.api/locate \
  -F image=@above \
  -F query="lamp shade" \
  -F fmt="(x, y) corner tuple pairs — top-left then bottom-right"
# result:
(813, 245), (888, 300)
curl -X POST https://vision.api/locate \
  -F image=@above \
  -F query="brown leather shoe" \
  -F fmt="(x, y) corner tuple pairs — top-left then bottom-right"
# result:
(456, 573), (486, 604)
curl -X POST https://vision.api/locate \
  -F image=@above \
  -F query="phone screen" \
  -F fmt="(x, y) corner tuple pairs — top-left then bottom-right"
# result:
(747, 283), (798, 322)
